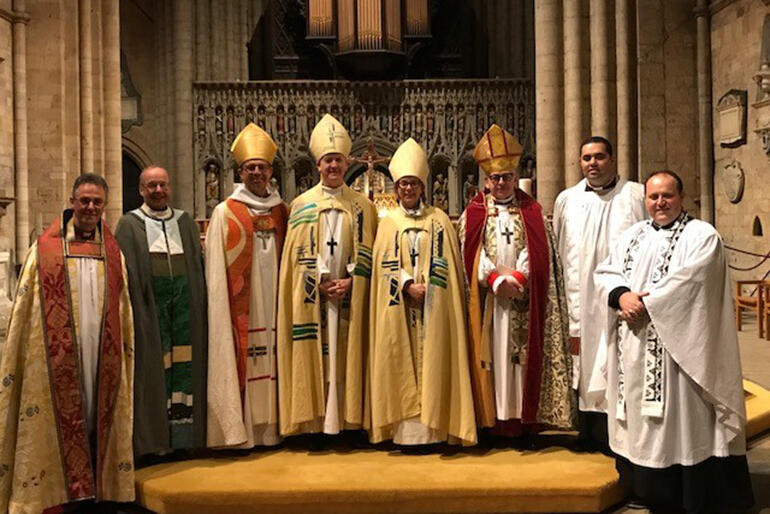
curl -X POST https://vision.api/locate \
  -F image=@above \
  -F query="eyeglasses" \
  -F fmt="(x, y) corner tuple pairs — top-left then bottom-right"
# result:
(398, 180), (422, 190)
(488, 173), (515, 183)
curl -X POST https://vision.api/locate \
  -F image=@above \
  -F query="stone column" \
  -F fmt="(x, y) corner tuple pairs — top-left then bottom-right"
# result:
(79, 0), (94, 174)
(12, 0), (30, 261)
(212, 0), (225, 79)
(563, 0), (586, 187)
(103, 0), (122, 224)
(589, 0), (611, 139)
(615, 0), (636, 181)
(535, 0), (563, 212)
(696, 0), (713, 223)
(173, 0), (195, 213)
(196, 0), (210, 81)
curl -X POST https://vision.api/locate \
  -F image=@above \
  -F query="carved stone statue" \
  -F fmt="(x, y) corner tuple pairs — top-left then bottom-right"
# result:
(462, 172), (477, 209)
(205, 162), (221, 217)
(432, 173), (448, 211)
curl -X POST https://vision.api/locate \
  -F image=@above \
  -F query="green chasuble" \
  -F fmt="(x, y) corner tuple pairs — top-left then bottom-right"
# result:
(115, 206), (207, 457)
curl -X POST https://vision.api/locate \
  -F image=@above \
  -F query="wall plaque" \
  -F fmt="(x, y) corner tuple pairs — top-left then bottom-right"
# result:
(717, 89), (747, 148)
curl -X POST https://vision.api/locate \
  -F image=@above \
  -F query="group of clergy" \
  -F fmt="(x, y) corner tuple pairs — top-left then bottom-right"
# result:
(0, 113), (753, 513)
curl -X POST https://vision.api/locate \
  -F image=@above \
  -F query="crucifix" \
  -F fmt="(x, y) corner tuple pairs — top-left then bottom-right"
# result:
(501, 226), (514, 245)
(350, 138), (391, 201)
(255, 231), (270, 250)
(327, 236), (338, 256)
(409, 246), (419, 268)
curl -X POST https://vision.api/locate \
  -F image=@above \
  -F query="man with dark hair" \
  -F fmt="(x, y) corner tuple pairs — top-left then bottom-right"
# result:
(115, 166), (208, 459)
(595, 171), (753, 513)
(0, 173), (135, 512)
(552, 137), (647, 451)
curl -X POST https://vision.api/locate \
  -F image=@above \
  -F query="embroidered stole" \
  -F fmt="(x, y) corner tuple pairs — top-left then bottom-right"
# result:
(616, 211), (691, 420)
(37, 216), (123, 501)
(224, 198), (287, 395)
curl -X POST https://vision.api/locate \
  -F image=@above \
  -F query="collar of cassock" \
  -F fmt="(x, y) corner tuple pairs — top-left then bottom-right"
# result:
(585, 175), (619, 193)
(140, 203), (173, 220)
(651, 210), (687, 231)
(493, 194), (516, 206)
(400, 199), (424, 218)
(322, 184), (343, 197)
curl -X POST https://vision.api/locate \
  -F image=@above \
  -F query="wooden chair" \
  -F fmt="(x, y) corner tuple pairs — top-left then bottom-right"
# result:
(760, 282), (770, 340)
(735, 280), (765, 337)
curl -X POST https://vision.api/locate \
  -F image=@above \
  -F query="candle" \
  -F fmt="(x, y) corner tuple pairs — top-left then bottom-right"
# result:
(518, 178), (533, 196)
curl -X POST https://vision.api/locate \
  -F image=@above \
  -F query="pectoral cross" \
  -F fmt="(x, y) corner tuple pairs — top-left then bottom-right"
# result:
(256, 231), (269, 250)
(327, 236), (338, 256)
(409, 246), (419, 268)
(501, 226), (514, 245)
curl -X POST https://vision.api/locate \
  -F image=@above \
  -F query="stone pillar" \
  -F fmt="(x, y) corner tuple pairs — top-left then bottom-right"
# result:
(448, 164), (459, 216)
(79, 0), (94, 174)
(212, 0), (225, 79)
(615, 0), (636, 181)
(563, 0), (586, 187)
(196, 0), (210, 81)
(535, 0), (563, 212)
(12, 0), (30, 261)
(173, 0), (195, 213)
(227, 0), (237, 79)
(589, 0), (611, 139)
(696, 0), (713, 223)
(103, 0), (122, 224)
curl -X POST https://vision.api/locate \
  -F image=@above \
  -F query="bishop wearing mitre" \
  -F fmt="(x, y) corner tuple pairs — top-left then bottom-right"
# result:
(368, 138), (476, 447)
(276, 114), (377, 437)
(206, 123), (288, 448)
(458, 125), (574, 439)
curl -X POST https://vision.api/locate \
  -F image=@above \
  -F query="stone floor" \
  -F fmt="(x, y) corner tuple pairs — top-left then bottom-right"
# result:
(0, 304), (768, 513)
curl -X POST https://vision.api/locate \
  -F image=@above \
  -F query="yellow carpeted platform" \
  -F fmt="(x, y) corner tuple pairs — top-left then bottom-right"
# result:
(744, 379), (770, 439)
(135, 443), (624, 514)
(135, 382), (770, 514)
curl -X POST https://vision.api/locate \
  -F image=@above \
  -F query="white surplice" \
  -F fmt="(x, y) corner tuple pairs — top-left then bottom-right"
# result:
(206, 184), (283, 447)
(476, 201), (530, 421)
(552, 178), (646, 412)
(594, 217), (746, 468)
(70, 255), (104, 435)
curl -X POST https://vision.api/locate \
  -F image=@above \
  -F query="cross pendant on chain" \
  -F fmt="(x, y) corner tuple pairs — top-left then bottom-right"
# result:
(501, 226), (514, 245)
(327, 236), (338, 256)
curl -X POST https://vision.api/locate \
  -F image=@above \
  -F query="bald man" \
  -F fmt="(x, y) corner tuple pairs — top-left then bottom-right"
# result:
(115, 166), (208, 460)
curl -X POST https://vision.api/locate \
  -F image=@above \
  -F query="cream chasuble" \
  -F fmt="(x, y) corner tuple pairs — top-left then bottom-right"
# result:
(0, 214), (134, 514)
(369, 205), (476, 446)
(206, 185), (287, 447)
(277, 183), (377, 436)
(552, 178), (646, 412)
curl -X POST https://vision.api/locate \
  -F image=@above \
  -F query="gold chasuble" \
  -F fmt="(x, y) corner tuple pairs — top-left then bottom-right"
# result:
(369, 206), (477, 446)
(276, 183), (377, 435)
(0, 212), (134, 514)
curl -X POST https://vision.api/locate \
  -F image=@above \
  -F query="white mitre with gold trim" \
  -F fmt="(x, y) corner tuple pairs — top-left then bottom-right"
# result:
(309, 113), (352, 162)
(230, 123), (277, 166)
(389, 138), (429, 186)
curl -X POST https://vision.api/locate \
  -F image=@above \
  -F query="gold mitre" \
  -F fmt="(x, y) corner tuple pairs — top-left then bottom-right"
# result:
(389, 138), (429, 185)
(309, 113), (352, 162)
(230, 123), (277, 166)
(473, 124), (523, 174)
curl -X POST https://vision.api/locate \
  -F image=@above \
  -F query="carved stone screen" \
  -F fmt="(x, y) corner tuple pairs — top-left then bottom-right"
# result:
(193, 79), (533, 218)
